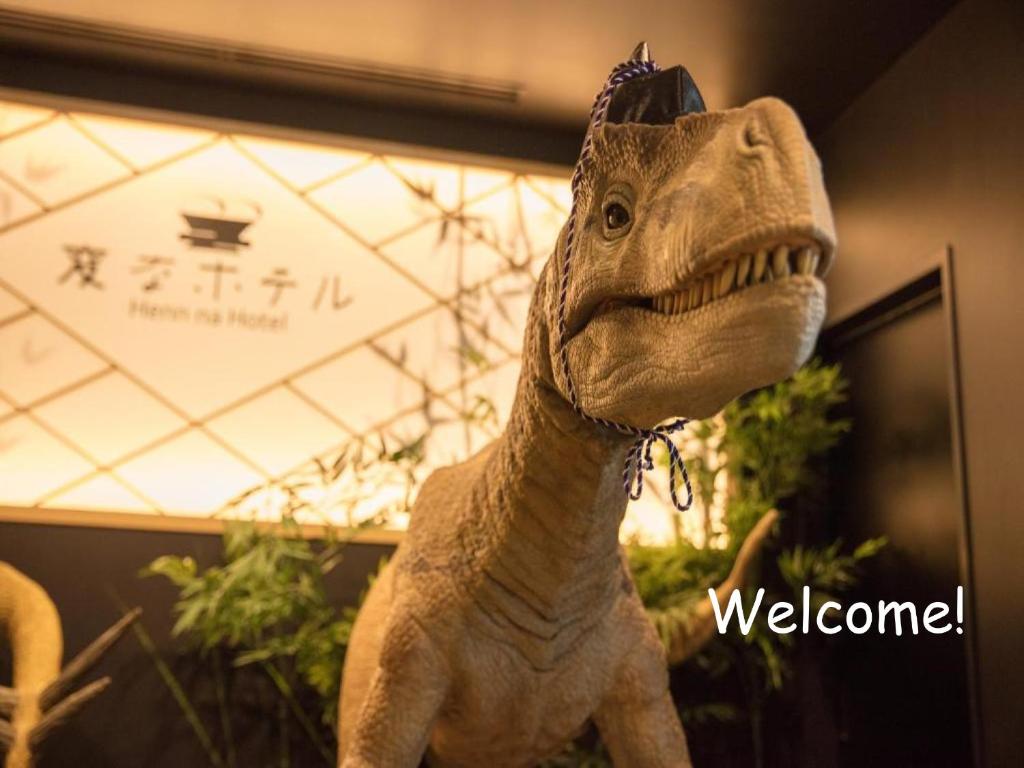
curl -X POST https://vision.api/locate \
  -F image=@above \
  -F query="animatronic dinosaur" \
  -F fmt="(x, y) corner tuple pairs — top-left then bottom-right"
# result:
(339, 44), (835, 767)
(0, 562), (140, 768)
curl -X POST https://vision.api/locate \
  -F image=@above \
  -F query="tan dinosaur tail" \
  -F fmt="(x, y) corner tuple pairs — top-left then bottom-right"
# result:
(0, 562), (62, 768)
(0, 561), (140, 768)
(664, 509), (779, 666)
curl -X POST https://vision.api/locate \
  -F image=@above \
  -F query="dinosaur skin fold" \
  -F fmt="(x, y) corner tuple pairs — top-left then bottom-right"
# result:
(338, 83), (836, 766)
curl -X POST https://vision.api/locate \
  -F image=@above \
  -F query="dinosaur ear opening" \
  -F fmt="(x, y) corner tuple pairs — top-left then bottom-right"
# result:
(605, 65), (706, 126)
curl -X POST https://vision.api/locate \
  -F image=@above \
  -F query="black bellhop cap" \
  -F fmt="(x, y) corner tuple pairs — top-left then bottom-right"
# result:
(605, 43), (706, 125)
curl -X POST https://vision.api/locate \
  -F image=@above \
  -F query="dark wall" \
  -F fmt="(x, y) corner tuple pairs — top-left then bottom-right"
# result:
(826, 291), (971, 767)
(0, 48), (581, 168)
(815, 0), (1024, 764)
(0, 521), (393, 767)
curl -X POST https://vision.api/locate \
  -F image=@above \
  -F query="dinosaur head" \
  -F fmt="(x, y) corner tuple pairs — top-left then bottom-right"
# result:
(549, 62), (835, 425)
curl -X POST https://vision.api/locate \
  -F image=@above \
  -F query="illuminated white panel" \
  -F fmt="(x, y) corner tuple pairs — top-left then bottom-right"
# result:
(463, 168), (513, 203)
(308, 161), (441, 245)
(0, 117), (130, 206)
(0, 284), (26, 322)
(0, 416), (94, 505)
(378, 216), (516, 298)
(371, 306), (507, 395)
(385, 399), (488, 470)
(71, 113), (215, 170)
(233, 135), (368, 190)
(206, 386), (349, 477)
(0, 314), (107, 406)
(457, 359), (521, 426)
(460, 268), (537, 353)
(0, 101), (54, 138)
(34, 371), (185, 465)
(0, 140), (437, 417)
(115, 429), (264, 515)
(383, 156), (462, 211)
(526, 175), (573, 214)
(0, 175), (42, 229)
(43, 472), (155, 513)
(0, 94), (587, 536)
(291, 345), (426, 434)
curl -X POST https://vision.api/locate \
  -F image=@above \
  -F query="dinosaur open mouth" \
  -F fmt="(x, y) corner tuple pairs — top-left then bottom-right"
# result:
(583, 240), (829, 330)
(648, 242), (824, 316)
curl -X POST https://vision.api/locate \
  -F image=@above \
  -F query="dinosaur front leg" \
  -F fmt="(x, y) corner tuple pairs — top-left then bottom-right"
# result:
(594, 598), (693, 768)
(341, 613), (449, 768)
(595, 684), (692, 768)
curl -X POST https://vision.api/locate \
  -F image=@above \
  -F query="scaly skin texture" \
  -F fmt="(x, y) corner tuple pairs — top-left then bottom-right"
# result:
(338, 96), (836, 767)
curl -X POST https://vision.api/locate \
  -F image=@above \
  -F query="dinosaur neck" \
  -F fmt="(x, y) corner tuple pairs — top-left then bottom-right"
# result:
(468, 283), (633, 650)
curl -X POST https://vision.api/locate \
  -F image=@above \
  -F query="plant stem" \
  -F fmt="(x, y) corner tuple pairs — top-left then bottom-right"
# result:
(213, 650), (238, 768)
(262, 661), (334, 765)
(278, 696), (290, 768)
(124, 610), (227, 768)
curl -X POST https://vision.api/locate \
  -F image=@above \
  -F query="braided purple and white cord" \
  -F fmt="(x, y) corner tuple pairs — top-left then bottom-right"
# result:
(557, 53), (694, 513)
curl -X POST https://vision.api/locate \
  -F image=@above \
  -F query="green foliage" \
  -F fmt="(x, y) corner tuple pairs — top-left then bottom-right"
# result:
(718, 359), (850, 506)
(631, 536), (730, 610)
(143, 515), (380, 747)
(778, 536), (888, 609)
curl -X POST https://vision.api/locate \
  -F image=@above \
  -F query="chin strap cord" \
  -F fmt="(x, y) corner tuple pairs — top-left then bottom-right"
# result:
(557, 49), (694, 513)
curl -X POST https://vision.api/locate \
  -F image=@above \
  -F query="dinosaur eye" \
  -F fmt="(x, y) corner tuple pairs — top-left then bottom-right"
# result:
(604, 202), (631, 230)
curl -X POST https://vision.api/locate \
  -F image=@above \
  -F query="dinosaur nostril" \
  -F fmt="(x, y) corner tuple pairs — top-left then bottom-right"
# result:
(742, 119), (771, 150)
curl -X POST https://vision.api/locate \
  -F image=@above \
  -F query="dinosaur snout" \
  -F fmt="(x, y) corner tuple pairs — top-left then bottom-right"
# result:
(652, 97), (836, 290)
(714, 96), (835, 271)
(737, 97), (804, 154)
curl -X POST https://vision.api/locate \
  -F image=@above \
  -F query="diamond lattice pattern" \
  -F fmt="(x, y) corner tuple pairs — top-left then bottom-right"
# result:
(0, 98), (569, 525)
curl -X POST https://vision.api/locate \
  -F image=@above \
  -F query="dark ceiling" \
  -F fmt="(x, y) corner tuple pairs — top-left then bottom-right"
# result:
(0, 0), (959, 155)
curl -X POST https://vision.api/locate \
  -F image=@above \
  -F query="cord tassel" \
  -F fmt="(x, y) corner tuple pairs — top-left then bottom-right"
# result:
(558, 46), (695, 513)
(622, 419), (694, 512)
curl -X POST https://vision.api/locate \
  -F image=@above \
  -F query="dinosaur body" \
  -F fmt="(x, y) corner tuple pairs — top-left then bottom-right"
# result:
(339, 49), (835, 767)
(341, 356), (681, 765)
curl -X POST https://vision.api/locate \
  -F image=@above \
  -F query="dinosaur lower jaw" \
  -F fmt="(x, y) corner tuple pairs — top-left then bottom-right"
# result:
(649, 242), (824, 316)
(564, 275), (826, 423)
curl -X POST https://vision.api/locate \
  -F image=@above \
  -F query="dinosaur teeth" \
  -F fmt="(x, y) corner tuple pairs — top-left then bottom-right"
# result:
(716, 259), (736, 298)
(795, 247), (819, 275)
(736, 254), (751, 287)
(795, 248), (812, 275)
(772, 245), (790, 278)
(752, 249), (768, 281)
(647, 242), (824, 317)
